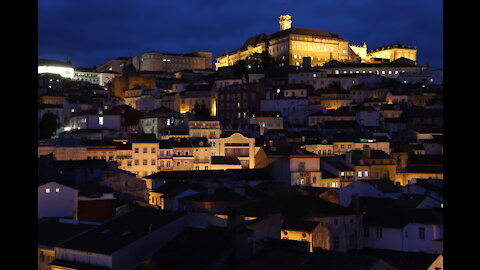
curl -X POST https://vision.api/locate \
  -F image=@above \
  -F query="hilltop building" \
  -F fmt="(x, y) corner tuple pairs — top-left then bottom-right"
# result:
(216, 15), (361, 69)
(216, 15), (418, 69)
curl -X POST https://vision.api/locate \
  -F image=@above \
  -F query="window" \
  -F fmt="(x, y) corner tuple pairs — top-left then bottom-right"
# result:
(46, 188), (50, 193)
(298, 162), (306, 171)
(55, 188), (60, 192)
(349, 234), (356, 248)
(364, 227), (370, 237)
(376, 228), (383, 239)
(151, 159), (156, 165)
(333, 236), (339, 249)
(143, 160), (148, 165)
(364, 171), (369, 177)
(151, 148), (156, 153)
(134, 148), (139, 153)
(143, 148), (147, 153)
(419, 227), (425, 240)
(98, 116), (104, 126)
(358, 171), (363, 177)
(134, 160), (139, 165)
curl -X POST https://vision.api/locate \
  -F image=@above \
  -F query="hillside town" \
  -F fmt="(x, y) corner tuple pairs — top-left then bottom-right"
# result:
(38, 15), (443, 270)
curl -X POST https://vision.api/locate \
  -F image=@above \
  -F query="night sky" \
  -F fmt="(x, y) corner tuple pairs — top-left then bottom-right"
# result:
(38, 0), (443, 69)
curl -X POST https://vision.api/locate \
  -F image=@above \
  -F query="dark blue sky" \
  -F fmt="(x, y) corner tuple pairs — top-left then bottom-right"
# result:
(38, 0), (443, 69)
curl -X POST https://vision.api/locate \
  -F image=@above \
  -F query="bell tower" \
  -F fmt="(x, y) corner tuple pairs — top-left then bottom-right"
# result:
(279, 15), (292, 31)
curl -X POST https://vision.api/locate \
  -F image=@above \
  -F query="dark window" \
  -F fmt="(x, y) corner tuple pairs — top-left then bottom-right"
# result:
(419, 227), (425, 240)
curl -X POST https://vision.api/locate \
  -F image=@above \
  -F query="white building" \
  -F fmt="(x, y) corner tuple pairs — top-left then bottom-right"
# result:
(363, 209), (443, 254)
(289, 148), (322, 186)
(38, 59), (74, 79)
(260, 98), (309, 124)
(38, 181), (78, 219)
(69, 111), (121, 131)
(210, 133), (256, 169)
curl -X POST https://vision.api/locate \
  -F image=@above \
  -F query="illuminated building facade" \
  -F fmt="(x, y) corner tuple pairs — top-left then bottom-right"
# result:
(131, 51), (213, 72)
(209, 133), (256, 169)
(38, 58), (74, 79)
(216, 15), (418, 70)
(350, 42), (417, 64)
(73, 67), (100, 85)
(367, 43), (417, 63)
(215, 15), (361, 69)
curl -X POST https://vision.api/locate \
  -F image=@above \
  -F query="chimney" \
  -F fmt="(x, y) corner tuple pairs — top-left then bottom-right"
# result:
(227, 213), (251, 263)
(279, 15), (292, 31)
(365, 148), (371, 158)
(344, 152), (353, 165)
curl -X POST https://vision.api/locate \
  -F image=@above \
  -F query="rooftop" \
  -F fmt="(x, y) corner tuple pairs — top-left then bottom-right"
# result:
(57, 207), (186, 255)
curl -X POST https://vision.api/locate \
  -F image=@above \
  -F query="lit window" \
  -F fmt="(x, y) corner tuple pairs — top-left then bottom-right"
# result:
(364, 171), (369, 177)
(55, 188), (60, 192)
(358, 171), (363, 177)
(46, 188), (50, 193)
(99, 116), (104, 126)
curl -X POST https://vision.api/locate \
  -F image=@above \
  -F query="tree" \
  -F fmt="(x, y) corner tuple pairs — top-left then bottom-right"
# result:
(232, 59), (249, 83)
(245, 52), (274, 71)
(327, 81), (344, 90)
(39, 113), (61, 139)
(192, 103), (211, 119)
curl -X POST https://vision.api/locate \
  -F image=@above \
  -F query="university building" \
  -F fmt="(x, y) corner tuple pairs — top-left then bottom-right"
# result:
(216, 15), (418, 70)
(216, 15), (361, 69)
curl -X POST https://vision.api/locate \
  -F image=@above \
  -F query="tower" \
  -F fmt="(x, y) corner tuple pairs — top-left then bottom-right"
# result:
(279, 15), (292, 31)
